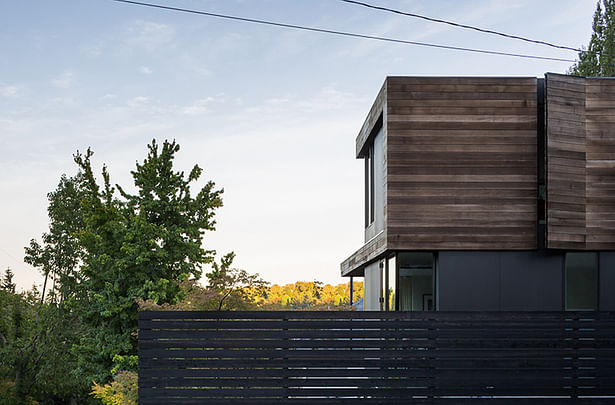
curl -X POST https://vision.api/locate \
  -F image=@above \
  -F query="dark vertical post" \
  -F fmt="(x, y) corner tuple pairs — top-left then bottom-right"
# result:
(395, 253), (399, 311)
(283, 314), (289, 401)
(537, 77), (546, 249)
(364, 155), (369, 228)
(370, 145), (375, 224)
(350, 276), (354, 306)
(384, 259), (390, 311)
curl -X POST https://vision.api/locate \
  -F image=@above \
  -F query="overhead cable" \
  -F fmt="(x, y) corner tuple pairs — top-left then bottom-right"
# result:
(110, 0), (576, 63)
(338, 0), (585, 54)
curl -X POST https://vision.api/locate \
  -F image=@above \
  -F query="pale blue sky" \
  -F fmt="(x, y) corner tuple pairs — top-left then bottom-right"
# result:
(1, 0), (597, 290)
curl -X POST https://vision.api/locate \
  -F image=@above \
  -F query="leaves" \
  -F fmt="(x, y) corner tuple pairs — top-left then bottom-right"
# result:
(17, 138), (225, 401)
(570, 0), (615, 76)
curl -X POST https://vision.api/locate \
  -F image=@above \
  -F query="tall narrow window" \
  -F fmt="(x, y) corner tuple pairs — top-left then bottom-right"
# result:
(565, 252), (598, 310)
(364, 144), (375, 228)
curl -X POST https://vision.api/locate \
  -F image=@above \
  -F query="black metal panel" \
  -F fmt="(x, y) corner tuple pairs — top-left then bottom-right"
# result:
(600, 252), (615, 310)
(138, 311), (615, 404)
(438, 251), (564, 311)
(438, 251), (500, 310)
(500, 251), (563, 310)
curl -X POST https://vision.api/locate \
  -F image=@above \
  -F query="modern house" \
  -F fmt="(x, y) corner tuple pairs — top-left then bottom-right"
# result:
(341, 73), (615, 311)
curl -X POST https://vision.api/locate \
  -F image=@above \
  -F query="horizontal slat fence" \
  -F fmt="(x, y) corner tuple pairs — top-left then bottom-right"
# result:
(139, 311), (615, 404)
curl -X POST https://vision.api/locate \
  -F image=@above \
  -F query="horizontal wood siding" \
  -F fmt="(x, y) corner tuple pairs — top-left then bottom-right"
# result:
(340, 231), (386, 276)
(546, 74), (615, 249)
(586, 78), (615, 249)
(546, 73), (586, 249)
(139, 310), (615, 404)
(386, 77), (537, 250)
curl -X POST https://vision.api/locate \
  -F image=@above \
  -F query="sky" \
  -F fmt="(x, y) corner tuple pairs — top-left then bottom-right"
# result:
(1, 0), (598, 291)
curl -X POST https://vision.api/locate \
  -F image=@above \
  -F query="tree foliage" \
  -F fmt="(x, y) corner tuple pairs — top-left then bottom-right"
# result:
(70, 139), (223, 380)
(1, 268), (16, 294)
(570, 0), (615, 76)
(263, 281), (363, 310)
(12, 139), (225, 402)
(0, 283), (87, 404)
(139, 253), (269, 311)
(90, 371), (138, 405)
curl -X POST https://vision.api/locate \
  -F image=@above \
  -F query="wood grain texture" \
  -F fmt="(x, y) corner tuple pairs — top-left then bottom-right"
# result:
(385, 76), (537, 250)
(546, 73), (586, 249)
(585, 77), (615, 249)
(340, 231), (386, 276)
(546, 73), (615, 249)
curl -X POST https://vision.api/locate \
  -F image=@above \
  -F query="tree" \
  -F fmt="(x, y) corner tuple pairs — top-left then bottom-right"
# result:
(570, 0), (615, 76)
(138, 253), (269, 312)
(71, 139), (224, 381)
(205, 253), (269, 310)
(19, 138), (226, 399)
(1, 268), (16, 293)
(0, 284), (87, 404)
(24, 173), (85, 306)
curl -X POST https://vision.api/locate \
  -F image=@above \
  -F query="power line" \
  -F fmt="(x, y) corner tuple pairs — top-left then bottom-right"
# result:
(110, 0), (576, 63)
(338, 0), (584, 54)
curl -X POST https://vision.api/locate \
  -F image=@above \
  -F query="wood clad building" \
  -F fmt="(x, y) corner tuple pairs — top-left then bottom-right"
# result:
(342, 74), (615, 312)
(547, 73), (615, 250)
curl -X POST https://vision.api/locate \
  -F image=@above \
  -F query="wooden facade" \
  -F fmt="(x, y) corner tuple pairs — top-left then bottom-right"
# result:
(386, 77), (537, 251)
(342, 74), (615, 276)
(546, 73), (615, 250)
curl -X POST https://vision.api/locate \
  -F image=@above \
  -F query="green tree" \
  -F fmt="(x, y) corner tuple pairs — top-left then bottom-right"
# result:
(0, 284), (87, 404)
(25, 173), (85, 306)
(72, 139), (224, 381)
(205, 253), (269, 310)
(570, 0), (615, 76)
(1, 268), (16, 294)
(138, 253), (269, 312)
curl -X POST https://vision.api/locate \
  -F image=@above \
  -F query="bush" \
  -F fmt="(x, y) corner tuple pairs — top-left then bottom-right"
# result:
(90, 371), (137, 405)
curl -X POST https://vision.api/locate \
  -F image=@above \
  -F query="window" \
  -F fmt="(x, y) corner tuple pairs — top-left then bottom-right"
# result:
(364, 144), (374, 227)
(565, 252), (598, 310)
(397, 252), (435, 311)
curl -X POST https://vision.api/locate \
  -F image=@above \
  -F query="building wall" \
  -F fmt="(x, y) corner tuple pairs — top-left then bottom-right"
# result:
(546, 73), (587, 249)
(363, 261), (382, 311)
(600, 251), (615, 310)
(385, 76), (538, 251)
(546, 73), (615, 249)
(438, 251), (563, 311)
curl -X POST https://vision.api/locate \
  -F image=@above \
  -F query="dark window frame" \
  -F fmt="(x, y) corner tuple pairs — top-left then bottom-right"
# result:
(364, 145), (375, 228)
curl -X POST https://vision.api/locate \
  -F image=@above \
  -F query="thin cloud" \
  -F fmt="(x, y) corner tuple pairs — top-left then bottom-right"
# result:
(139, 66), (153, 74)
(0, 85), (20, 97)
(51, 71), (74, 88)
(124, 20), (175, 52)
(182, 97), (215, 115)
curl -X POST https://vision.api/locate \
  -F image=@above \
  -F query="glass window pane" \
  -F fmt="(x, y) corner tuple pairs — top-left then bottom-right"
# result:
(565, 252), (597, 310)
(398, 252), (433, 311)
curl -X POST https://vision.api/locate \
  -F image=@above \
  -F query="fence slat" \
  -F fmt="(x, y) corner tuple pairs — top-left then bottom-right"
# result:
(138, 311), (615, 404)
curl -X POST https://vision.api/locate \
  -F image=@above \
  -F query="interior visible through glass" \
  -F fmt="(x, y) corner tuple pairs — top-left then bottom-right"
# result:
(398, 252), (434, 311)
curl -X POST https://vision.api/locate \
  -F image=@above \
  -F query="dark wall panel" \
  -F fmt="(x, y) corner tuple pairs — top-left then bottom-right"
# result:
(600, 252), (615, 310)
(500, 251), (563, 310)
(386, 76), (537, 251)
(438, 251), (500, 311)
(439, 251), (564, 311)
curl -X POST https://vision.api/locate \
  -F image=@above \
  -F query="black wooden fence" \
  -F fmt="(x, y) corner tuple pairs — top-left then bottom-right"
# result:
(138, 311), (615, 404)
